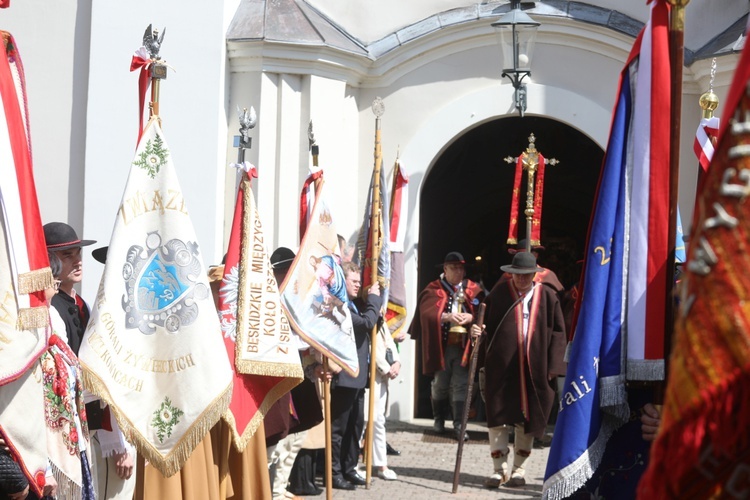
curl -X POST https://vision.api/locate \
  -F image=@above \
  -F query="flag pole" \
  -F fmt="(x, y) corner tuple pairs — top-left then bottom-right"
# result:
(322, 356), (333, 500)
(308, 126), (333, 500)
(364, 97), (385, 489)
(143, 25), (167, 120)
(664, 0), (689, 379)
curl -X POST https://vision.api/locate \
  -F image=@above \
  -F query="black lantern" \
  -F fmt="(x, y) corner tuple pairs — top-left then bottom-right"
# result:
(492, 0), (540, 117)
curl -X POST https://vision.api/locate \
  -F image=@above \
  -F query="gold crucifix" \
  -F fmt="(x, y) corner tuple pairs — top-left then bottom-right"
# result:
(504, 133), (559, 253)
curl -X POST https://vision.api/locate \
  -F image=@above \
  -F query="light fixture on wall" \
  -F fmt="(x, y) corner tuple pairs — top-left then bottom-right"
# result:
(492, 0), (540, 117)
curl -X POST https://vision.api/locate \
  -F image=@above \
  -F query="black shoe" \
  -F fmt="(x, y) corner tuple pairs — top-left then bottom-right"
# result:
(386, 442), (401, 456)
(455, 428), (469, 441)
(433, 418), (446, 433)
(332, 477), (356, 490)
(344, 472), (367, 486)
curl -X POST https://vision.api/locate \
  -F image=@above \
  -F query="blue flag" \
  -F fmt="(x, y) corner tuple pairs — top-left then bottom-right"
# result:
(542, 73), (632, 500)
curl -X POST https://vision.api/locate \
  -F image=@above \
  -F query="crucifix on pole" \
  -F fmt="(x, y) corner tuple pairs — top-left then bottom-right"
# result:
(504, 133), (559, 253)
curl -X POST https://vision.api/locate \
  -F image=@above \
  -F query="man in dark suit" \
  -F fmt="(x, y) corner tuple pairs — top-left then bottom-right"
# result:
(329, 261), (382, 490)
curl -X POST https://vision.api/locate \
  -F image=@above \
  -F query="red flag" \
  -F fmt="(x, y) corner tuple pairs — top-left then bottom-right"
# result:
(638, 33), (750, 499)
(299, 166), (323, 241)
(385, 161), (409, 337)
(219, 165), (303, 450)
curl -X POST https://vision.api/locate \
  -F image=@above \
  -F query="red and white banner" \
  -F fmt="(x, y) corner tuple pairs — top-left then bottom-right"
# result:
(218, 163), (303, 450)
(624, 0), (671, 381)
(386, 161), (409, 336)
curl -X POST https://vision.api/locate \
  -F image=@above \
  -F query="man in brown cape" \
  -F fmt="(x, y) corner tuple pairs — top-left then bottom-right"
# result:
(471, 252), (565, 488)
(409, 251), (482, 440)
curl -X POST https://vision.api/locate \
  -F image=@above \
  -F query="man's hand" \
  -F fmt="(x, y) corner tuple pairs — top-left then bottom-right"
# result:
(368, 282), (381, 296)
(314, 363), (336, 382)
(43, 474), (58, 498)
(388, 361), (401, 380)
(114, 451), (134, 480)
(456, 312), (473, 325)
(470, 323), (484, 339)
(393, 331), (407, 343)
(640, 403), (662, 442)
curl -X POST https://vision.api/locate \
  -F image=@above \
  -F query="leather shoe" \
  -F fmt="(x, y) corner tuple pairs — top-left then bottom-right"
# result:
(344, 472), (367, 486)
(386, 442), (401, 456)
(331, 477), (356, 490)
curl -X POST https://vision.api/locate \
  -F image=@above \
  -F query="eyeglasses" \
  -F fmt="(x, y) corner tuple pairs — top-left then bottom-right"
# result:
(54, 280), (62, 290)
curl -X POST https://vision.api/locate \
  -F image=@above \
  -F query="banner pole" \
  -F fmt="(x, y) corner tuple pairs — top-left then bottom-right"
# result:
(365, 98), (384, 488)
(323, 357), (333, 500)
(663, 0), (689, 377)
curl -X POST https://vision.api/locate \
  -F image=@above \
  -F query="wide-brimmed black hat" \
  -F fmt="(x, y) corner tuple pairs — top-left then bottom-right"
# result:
(508, 239), (545, 255)
(501, 252), (543, 275)
(442, 251), (465, 265)
(270, 247), (296, 270)
(92, 246), (108, 264)
(44, 222), (96, 251)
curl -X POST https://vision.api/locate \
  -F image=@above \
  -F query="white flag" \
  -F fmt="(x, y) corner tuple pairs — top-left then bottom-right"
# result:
(79, 118), (232, 477)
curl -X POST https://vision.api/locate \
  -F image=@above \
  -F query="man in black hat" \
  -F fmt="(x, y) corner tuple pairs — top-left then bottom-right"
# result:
(409, 251), (483, 440)
(43, 222), (96, 355)
(471, 252), (566, 488)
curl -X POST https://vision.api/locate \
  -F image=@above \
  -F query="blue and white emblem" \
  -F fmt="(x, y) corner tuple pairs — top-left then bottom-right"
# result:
(122, 231), (209, 334)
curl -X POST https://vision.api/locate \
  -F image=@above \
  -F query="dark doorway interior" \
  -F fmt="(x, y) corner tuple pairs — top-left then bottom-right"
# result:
(413, 115), (604, 419)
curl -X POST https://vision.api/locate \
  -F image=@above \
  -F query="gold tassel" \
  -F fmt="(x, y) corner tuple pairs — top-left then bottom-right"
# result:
(18, 267), (54, 294)
(18, 306), (49, 329)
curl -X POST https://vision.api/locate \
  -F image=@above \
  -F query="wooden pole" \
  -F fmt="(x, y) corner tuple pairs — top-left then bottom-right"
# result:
(663, 0), (689, 375)
(323, 357), (333, 500)
(364, 99), (384, 488)
(452, 304), (486, 493)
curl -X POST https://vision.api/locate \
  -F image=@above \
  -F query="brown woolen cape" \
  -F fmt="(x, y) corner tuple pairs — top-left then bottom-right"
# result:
(409, 279), (483, 375)
(479, 279), (566, 438)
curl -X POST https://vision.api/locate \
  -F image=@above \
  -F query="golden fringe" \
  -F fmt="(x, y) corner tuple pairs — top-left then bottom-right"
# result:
(17, 267), (54, 294)
(234, 358), (304, 379)
(81, 365), (233, 478)
(17, 306), (49, 329)
(223, 375), (301, 453)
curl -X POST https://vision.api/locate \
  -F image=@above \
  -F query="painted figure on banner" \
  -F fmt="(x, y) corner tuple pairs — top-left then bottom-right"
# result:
(280, 179), (358, 377)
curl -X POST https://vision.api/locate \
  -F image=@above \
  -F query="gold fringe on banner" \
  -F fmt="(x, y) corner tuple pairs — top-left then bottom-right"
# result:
(81, 365), (233, 478)
(234, 358), (304, 379)
(17, 306), (49, 329)
(17, 267), (54, 294)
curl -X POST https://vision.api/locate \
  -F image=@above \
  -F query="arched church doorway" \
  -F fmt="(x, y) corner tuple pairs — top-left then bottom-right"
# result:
(413, 115), (604, 419)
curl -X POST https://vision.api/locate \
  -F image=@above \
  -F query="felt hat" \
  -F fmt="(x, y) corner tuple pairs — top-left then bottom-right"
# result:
(270, 247), (296, 270)
(44, 222), (96, 251)
(442, 251), (465, 265)
(501, 252), (543, 275)
(508, 239), (545, 254)
(92, 246), (108, 264)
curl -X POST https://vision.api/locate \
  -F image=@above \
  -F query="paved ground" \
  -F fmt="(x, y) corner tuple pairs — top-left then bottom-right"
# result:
(315, 419), (550, 500)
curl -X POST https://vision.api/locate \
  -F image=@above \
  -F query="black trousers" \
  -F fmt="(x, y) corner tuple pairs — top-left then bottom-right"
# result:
(330, 386), (365, 479)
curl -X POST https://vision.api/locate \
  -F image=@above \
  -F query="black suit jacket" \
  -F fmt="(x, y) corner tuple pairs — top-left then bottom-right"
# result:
(334, 293), (382, 389)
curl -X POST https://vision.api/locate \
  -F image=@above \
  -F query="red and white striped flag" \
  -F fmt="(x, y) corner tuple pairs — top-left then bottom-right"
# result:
(694, 116), (720, 173)
(624, 0), (671, 381)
